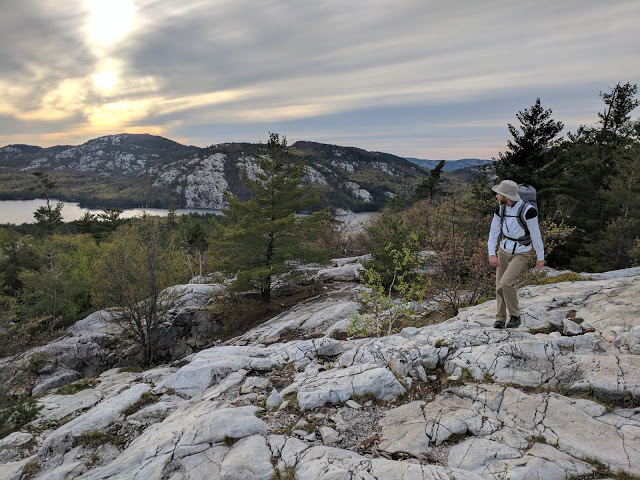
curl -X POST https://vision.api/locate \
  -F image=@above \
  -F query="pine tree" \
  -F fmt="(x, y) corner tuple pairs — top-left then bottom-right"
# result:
(415, 160), (447, 199)
(30, 172), (63, 232)
(493, 98), (564, 188)
(545, 83), (639, 271)
(217, 133), (331, 302)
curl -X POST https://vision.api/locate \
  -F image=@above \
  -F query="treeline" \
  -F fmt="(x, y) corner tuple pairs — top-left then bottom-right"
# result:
(489, 82), (640, 272)
(1, 83), (638, 363)
(0, 134), (333, 363)
(414, 82), (640, 272)
(0, 170), (178, 208)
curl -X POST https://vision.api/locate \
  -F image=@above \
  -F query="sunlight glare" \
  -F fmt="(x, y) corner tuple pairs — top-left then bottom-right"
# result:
(93, 70), (118, 91)
(86, 0), (135, 45)
(86, 98), (154, 127)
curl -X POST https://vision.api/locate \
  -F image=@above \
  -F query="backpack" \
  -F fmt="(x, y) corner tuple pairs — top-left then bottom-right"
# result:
(498, 184), (537, 247)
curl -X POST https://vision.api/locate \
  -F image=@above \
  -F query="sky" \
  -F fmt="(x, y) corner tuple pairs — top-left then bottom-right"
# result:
(0, 1), (638, 160)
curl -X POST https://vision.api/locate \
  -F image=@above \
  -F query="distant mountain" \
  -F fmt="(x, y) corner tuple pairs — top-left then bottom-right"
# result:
(0, 134), (199, 171)
(406, 157), (492, 171)
(0, 134), (430, 212)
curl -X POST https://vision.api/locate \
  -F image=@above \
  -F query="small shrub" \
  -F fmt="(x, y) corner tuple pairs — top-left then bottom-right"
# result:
(27, 351), (47, 374)
(349, 239), (426, 337)
(581, 457), (611, 477)
(580, 456), (640, 480)
(396, 391), (409, 402)
(275, 465), (296, 480)
(86, 452), (101, 467)
(55, 378), (98, 395)
(443, 431), (471, 445)
(615, 471), (640, 480)
(282, 393), (299, 411)
(102, 336), (120, 349)
(121, 392), (159, 417)
(351, 391), (378, 404)
(22, 461), (40, 478)
(0, 395), (43, 439)
(75, 430), (108, 448)
(532, 434), (547, 444)
(223, 435), (236, 446)
(460, 367), (475, 383)
(525, 271), (587, 286)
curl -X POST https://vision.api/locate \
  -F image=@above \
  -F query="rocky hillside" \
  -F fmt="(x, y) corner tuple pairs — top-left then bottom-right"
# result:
(1, 261), (639, 479)
(0, 135), (429, 212)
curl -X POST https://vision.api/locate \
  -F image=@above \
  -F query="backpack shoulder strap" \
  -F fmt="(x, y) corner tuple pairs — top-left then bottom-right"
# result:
(517, 202), (530, 234)
(498, 204), (506, 230)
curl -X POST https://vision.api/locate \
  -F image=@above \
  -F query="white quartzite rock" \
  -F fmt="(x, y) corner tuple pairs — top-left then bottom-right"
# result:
(266, 389), (282, 409)
(39, 383), (152, 458)
(488, 442), (595, 480)
(294, 446), (485, 480)
(220, 435), (273, 480)
(318, 426), (341, 445)
(241, 376), (270, 394)
(281, 363), (405, 410)
(83, 405), (269, 479)
(448, 437), (521, 472)
(157, 346), (279, 397)
(379, 384), (640, 476)
(235, 295), (358, 345)
(3, 267), (639, 480)
(33, 388), (102, 426)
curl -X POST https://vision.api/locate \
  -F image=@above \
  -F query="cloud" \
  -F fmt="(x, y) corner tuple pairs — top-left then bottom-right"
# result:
(0, 1), (94, 103)
(1, 0), (638, 157)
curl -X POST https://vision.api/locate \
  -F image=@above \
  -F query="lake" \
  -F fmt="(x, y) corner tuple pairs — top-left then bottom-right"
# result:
(0, 199), (375, 227)
(0, 199), (221, 225)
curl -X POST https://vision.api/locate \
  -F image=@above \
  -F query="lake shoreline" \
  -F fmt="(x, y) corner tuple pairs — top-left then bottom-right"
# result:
(0, 199), (376, 227)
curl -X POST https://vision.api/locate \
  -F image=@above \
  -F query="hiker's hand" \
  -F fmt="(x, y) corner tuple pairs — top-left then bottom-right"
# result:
(535, 260), (544, 272)
(489, 255), (500, 267)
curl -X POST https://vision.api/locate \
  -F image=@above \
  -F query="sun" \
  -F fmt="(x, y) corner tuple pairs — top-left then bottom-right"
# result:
(86, 0), (135, 46)
(93, 69), (118, 91)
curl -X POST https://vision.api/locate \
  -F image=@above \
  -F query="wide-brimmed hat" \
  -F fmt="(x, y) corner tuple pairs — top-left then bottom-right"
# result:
(492, 180), (520, 202)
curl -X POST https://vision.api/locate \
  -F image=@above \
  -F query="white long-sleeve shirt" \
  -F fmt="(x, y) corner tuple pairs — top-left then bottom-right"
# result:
(487, 200), (544, 261)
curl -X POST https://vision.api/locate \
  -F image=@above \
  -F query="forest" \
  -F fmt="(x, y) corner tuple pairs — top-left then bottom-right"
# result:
(0, 82), (638, 365)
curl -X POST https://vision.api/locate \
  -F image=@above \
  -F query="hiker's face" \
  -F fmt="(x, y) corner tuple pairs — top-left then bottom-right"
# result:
(496, 193), (506, 204)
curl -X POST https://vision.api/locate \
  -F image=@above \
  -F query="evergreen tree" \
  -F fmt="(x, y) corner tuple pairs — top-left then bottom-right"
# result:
(17, 234), (97, 324)
(415, 160), (447, 199)
(547, 83), (639, 271)
(466, 164), (495, 217)
(30, 172), (63, 232)
(217, 133), (331, 303)
(596, 82), (640, 143)
(493, 98), (564, 188)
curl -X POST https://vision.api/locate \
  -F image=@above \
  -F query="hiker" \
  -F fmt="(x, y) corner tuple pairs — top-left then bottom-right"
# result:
(488, 180), (545, 328)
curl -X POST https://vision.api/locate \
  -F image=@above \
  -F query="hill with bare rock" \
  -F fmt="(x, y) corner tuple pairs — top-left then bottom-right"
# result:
(0, 135), (430, 212)
(1, 262), (639, 479)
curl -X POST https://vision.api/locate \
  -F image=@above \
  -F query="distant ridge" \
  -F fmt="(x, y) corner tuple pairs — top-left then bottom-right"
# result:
(0, 133), (430, 212)
(406, 157), (491, 171)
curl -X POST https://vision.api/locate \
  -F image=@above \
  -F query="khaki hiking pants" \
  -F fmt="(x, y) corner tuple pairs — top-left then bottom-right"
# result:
(495, 248), (530, 321)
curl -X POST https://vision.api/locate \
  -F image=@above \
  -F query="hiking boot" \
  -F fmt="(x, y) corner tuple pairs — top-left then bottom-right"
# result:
(494, 319), (505, 329)
(506, 315), (521, 328)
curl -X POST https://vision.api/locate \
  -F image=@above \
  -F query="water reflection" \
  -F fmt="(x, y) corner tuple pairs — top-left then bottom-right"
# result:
(0, 199), (374, 227)
(0, 199), (221, 225)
